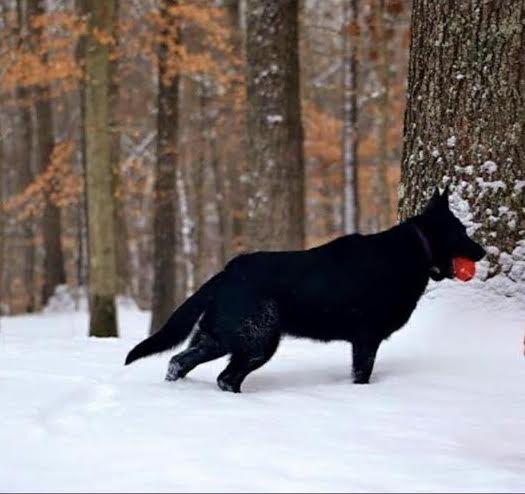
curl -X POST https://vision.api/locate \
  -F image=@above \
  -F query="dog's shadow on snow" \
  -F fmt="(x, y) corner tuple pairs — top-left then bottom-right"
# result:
(245, 366), (351, 393)
(175, 356), (431, 394)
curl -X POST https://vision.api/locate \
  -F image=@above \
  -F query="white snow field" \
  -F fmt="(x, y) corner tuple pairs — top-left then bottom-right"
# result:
(1, 281), (524, 493)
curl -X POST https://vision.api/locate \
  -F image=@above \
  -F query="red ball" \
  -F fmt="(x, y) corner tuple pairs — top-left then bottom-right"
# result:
(453, 257), (476, 282)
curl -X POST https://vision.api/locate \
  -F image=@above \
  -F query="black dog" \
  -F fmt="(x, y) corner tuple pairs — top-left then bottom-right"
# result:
(125, 187), (485, 392)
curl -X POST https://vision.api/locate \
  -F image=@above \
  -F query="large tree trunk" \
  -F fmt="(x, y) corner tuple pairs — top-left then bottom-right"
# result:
(399, 1), (524, 287)
(84, 0), (118, 337)
(150, 0), (178, 334)
(27, 0), (66, 306)
(341, 0), (360, 234)
(245, 0), (305, 250)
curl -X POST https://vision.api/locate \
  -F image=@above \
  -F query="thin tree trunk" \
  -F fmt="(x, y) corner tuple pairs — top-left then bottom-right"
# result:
(110, 0), (130, 296)
(16, 0), (36, 311)
(0, 122), (4, 317)
(209, 128), (228, 266)
(245, 0), (305, 250)
(177, 167), (194, 300)
(75, 0), (89, 296)
(224, 0), (246, 256)
(150, 0), (178, 334)
(84, 0), (118, 336)
(373, 0), (391, 231)
(342, 0), (360, 234)
(27, 0), (66, 305)
(194, 81), (210, 285)
(399, 0), (524, 283)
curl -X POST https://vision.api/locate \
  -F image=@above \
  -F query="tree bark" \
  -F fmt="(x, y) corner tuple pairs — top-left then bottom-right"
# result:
(225, 0), (247, 256)
(373, 0), (391, 231)
(150, 0), (178, 334)
(16, 0), (36, 311)
(399, 0), (524, 283)
(194, 82), (208, 287)
(245, 0), (305, 251)
(75, 0), (89, 294)
(342, 0), (360, 234)
(109, 0), (130, 296)
(27, 0), (66, 306)
(0, 121), (4, 316)
(84, 0), (118, 336)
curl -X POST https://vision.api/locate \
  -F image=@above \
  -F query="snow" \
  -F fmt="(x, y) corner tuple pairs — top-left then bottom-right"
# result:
(447, 135), (457, 148)
(1, 283), (524, 493)
(266, 114), (283, 124)
(481, 160), (497, 174)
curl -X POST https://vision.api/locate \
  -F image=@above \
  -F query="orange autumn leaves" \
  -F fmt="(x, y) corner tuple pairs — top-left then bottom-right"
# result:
(1, 1), (237, 223)
(3, 142), (82, 221)
(1, 11), (84, 96)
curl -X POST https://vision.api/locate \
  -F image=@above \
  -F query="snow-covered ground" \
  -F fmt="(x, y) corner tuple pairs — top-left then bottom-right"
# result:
(1, 281), (524, 493)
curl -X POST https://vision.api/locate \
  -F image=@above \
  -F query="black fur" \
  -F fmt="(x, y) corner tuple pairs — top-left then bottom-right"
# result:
(125, 188), (485, 392)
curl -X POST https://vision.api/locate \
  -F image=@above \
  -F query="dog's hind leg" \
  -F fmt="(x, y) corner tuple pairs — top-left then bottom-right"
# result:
(216, 300), (280, 393)
(216, 335), (280, 393)
(352, 338), (381, 384)
(166, 329), (226, 382)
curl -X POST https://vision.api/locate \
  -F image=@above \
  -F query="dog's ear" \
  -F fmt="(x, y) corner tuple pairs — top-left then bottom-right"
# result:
(424, 187), (441, 212)
(440, 185), (450, 208)
(424, 186), (450, 214)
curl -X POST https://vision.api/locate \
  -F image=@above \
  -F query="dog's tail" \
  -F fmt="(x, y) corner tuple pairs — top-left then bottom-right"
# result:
(124, 271), (225, 366)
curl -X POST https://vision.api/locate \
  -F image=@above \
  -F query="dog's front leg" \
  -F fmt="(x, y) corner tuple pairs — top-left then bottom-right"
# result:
(352, 339), (381, 384)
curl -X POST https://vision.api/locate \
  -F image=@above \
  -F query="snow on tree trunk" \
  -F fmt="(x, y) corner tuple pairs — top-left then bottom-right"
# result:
(342, 0), (359, 234)
(399, 0), (524, 292)
(245, 0), (305, 250)
(84, 0), (118, 337)
(150, 0), (178, 335)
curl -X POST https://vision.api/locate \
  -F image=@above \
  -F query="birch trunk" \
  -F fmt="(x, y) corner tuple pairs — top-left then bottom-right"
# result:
(342, 0), (360, 234)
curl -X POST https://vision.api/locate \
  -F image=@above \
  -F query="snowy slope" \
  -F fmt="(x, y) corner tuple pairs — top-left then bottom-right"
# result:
(1, 282), (524, 493)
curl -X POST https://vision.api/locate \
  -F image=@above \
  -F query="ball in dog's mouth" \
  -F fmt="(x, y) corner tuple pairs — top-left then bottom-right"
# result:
(453, 257), (476, 281)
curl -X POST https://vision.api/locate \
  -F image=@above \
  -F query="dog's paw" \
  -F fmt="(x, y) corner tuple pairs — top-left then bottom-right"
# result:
(352, 373), (371, 385)
(165, 361), (184, 382)
(217, 377), (241, 393)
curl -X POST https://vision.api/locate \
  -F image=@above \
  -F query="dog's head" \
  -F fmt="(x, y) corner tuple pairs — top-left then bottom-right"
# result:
(420, 187), (486, 281)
